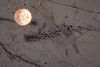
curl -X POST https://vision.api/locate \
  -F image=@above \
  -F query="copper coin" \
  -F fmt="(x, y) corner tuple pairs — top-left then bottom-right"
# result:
(14, 8), (32, 26)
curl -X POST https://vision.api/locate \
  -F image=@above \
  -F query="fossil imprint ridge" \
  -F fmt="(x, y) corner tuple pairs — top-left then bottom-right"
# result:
(24, 25), (72, 42)
(24, 24), (100, 42)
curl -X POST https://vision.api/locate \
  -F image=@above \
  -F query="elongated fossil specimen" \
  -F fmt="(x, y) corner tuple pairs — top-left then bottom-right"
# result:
(24, 25), (72, 42)
(24, 24), (100, 42)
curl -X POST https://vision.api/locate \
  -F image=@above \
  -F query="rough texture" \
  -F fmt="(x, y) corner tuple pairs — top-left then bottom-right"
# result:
(0, 0), (100, 67)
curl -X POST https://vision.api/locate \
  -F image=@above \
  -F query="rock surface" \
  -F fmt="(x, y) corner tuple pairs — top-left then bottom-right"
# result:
(0, 0), (100, 67)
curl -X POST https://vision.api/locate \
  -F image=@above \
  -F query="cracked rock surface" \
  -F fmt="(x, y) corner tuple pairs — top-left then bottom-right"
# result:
(0, 0), (100, 67)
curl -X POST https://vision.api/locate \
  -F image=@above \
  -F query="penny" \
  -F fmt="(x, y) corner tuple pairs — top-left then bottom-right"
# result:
(14, 8), (32, 26)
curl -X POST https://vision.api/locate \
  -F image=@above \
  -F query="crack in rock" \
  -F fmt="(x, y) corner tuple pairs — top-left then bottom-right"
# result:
(0, 17), (14, 22)
(0, 43), (43, 67)
(0, 17), (37, 26)
(48, 0), (100, 14)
